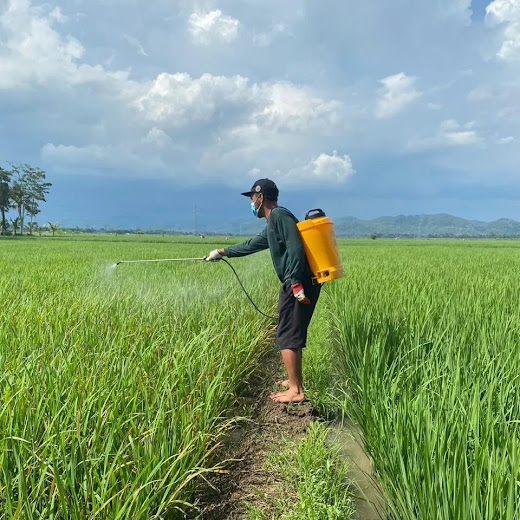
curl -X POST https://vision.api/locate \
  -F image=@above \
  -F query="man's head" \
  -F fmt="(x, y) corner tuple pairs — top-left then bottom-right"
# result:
(241, 178), (279, 218)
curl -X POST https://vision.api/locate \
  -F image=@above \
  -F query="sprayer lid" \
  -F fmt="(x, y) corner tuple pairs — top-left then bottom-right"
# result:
(305, 209), (326, 220)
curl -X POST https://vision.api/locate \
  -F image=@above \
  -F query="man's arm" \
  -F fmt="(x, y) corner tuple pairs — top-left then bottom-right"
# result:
(223, 226), (269, 257)
(205, 227), (269, 261)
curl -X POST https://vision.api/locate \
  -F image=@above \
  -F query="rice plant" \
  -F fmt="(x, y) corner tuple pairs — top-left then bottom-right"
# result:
(327, 239), (520, 519)
(0, 235), (277, 518)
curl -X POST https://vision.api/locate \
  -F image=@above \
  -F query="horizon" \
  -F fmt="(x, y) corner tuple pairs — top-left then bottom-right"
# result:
(25, 211), (520, 234)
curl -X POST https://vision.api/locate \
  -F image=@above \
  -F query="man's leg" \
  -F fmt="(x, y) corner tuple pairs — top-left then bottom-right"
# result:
(276, 349), (302, 387)
(270, 348), (305, 403)
(271, 280), (320, 403)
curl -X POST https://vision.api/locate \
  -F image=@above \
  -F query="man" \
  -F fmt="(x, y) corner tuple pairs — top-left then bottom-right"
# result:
(205, 179), (321, 403)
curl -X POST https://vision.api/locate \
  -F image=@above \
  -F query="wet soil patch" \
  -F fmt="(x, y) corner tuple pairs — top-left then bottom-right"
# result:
(191, 356), (317, 519)
(190, 351), (386, 520)
(330, 421), (386, 520)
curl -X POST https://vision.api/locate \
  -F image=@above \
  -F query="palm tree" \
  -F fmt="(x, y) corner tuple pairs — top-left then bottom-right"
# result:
(10, 216), (20, 236)
(28, 220), (38, 236)
(47, 221), (59, 237)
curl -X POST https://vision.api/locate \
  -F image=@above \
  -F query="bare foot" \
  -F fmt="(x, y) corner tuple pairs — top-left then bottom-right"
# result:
(275, 379), (290, 388)
(269, 389), (306, 403)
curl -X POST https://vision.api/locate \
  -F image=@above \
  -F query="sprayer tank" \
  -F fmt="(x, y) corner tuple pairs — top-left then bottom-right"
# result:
(297, 209), (344, 284)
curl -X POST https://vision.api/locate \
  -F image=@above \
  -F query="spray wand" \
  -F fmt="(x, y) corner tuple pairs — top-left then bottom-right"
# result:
(116, 257), (205, 265)
(115, 257), (277, 321)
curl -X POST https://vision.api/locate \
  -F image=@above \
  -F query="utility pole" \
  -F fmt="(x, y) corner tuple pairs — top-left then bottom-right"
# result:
(194, 204), (198, 235)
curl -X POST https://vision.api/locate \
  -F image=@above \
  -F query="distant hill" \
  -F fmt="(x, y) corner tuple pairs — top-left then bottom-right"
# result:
(333, 213), (520, 238)
(220, 213), (520, 238)
(60, 213), (520, 238)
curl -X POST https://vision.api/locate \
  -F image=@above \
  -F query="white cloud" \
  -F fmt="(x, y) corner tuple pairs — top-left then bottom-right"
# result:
(142, 128), (172, 148)
(409, 119), (482, 149)
(497, 135), (515, 144)
(438, 119), (481, 145)
(467, 86), (493, 102)
(30, 55), (347, 180)
(310, 151), (354, 182)
(0, 0), (82, 88)
(33, 59), (347, 180)
(188, 10), (239, 45)
(123, 34), (148, 57)
(134, 73), (345, 134)
(374, 73), (421, 119)
(279, 151), (354, 186)
(439, 0), (472, 25)
(252, 23), (288, 47)
(486, 0), (520, 61)
(48, 6), (66, 24)
(42, 143), (106, 163)
(445, 130), (479, 145)
(0, 0), (130, 89)
(41, 143), (166, 174)
(252, 82), (344, 132)
(134, 72), (254, 126)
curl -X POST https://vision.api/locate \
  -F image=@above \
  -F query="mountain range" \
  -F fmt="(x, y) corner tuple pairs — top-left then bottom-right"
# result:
(65, 213), (520, 238)
(218, 213), (520, 238)
(332, 213), (520, 238)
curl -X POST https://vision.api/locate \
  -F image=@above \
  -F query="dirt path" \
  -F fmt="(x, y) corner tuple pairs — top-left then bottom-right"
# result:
(194, 381), (316, 519)
(192, 357), (386, 520)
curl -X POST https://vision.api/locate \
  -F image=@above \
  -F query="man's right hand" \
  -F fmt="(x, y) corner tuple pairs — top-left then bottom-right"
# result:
(205, 249), (222, 262)
(291, 283), (310, 304)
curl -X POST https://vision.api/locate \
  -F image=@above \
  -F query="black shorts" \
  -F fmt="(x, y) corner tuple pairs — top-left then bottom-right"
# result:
(276, 279), (321, 350)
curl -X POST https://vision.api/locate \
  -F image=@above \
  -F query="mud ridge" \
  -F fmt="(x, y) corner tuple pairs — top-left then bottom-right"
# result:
(191, 353), (317, 519)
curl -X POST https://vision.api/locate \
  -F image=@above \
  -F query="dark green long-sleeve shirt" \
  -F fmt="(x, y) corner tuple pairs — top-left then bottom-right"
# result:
(224, 207), (312, 285)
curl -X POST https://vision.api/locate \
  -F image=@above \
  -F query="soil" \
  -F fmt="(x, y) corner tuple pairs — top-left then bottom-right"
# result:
(191, 354), (317, 519)
(330, 422), (386, 520)
(190, 352), (386, 520)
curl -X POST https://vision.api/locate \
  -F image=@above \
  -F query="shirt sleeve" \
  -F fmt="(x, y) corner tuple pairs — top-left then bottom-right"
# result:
(224, 226), (269, 257)
(276, 212), (308, 285)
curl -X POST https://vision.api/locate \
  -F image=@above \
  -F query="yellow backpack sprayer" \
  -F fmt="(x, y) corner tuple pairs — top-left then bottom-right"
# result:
(297, 209), (344, 284)
(115, 209), (343, 320)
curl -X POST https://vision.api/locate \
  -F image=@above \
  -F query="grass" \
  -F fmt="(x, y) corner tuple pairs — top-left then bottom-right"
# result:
(0, 235), (277, 518)
(300, 298), (339, 419)
(6, 233), (519, 518)
(245, 421), (354, 520)
(312, 239), (520, 519)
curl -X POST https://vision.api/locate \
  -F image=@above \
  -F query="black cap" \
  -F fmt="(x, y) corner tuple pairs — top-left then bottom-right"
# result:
(241, 178), (279, 200)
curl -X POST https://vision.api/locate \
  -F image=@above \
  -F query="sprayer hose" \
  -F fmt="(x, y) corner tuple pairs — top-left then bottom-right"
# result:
(221, 258), (278, 321)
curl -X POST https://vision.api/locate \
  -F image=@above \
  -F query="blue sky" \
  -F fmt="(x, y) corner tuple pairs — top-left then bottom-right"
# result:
(1, 0), (519, 230)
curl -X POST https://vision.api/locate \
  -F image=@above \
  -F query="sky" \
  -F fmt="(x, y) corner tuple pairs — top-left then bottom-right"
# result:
(0, 0), (519, 230)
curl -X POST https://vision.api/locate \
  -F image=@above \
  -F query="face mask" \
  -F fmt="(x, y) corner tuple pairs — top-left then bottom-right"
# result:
(251, 195), (262, 218)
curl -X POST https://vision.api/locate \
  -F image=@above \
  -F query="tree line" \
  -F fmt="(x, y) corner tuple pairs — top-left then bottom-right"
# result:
(0, 163), (52, 236)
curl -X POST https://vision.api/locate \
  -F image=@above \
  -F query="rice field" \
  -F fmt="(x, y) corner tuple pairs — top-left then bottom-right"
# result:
(2, 235), (520, 519)
(324, 239), (520, 519)
(0, 235), (277, 518)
